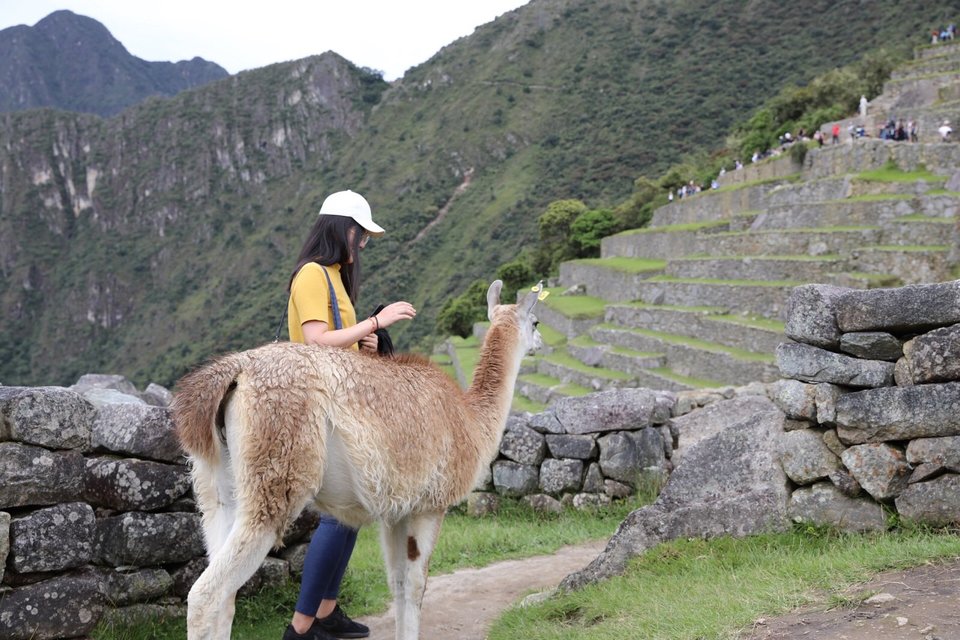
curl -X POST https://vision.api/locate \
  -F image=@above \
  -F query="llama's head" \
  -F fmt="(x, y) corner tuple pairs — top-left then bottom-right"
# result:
(486, 279), (543, 355)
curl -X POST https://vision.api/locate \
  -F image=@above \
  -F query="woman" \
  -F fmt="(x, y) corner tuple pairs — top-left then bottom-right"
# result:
(283, 189), (416, 640)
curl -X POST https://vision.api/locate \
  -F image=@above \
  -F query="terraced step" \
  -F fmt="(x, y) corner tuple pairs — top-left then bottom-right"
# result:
(591, 324), (780, 385)
(558, 257), (666, 302)
(628, 276), (799, 318)
(600, 220), (728, 260)
(884, 69), (960, 101)
(604, 302), (787, 357)
(631, 366), (726, 393)
(515, 372), (592, 406)
(650, 179), (792, 226)
(566, 335), (666, 376)
(883, 215), (957, 245)
(533, 289), (607, 338)
(848, 245), (952, 285)
(536, 350), (637, 391)
(666, 255), (848, 281)
(916, 42), (960, 61)
(892, 54), (960, 80)
(699, 226), (883, 257)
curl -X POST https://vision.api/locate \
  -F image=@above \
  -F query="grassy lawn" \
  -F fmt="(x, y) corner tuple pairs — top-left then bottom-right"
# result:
(541, 289), (607, 320)
(856, 165), (942, 182)
(489, 526), (960, 640)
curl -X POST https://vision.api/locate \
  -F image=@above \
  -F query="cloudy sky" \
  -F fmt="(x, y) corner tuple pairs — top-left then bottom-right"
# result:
(0, 1), (530, 79)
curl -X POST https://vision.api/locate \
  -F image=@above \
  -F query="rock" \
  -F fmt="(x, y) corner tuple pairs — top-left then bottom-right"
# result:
(908, 463), (946, 484)
(491, 460), (539, 497)
(784, 284), (849, 348)
(8, 503), (96, 574)
(140, 383), (173, 407)
(835, 281), (960, 333)
(473, 463), (494, 491)
(898, 323), (960, 385)
(562, 399), (790, 591)
(828, 468), (862, 497)
(528, 409), (563, 434)
(83, 457), (191, 511)
(0, 511), (9, 583)
(783, 419), (811, 431)
(92, 403), (183, 463)
(776, 343), (895, 388)
(499, 424), (547, 465)
(539, 458), (583, 494)
(72, 373), (139, 396)
(582, 463), (604, 493)
(895, 474), (960, 526)
(841, 443), (911, 501)
(466, 492), (500, 517)
(597, 428), (666, 485)
(814, 383), (845, 426)
(545, 434), (597, 459)
(0, 442), (84, 507)
(788, 482), (885, 532)
(836, 383), (960, 443)
(779, 429), (841, 485)
(239, 556), (289, 597)
(99, 567), (174, 606)
(672, 396), (780, 464)
(0, 386), (94, 450)
(603, 479), (633, 499)
(770, 379), (817, 420)
(906, 436), (960, 467)
(0, 570), (105, 640)
(82, 388), (146, 407)
(99, 603), (184, 629)
(822, 429), (846, 458)
(282, 506), (322, 547)
(571, 493), (611, 510)
(839, 332), (903, 361)
(97, 512), (204, 566)
(554, 388), (665, 435)
(170, 557), (207, 598)
(523, 494), (563, 514)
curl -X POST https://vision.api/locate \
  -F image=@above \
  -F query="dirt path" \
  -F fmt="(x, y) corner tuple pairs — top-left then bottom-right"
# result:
(356, 545), (960, 640)
(356, 540), (605, 640)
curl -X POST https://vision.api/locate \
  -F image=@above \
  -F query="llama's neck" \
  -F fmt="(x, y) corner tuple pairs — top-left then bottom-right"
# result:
(466, 321), (523, 435)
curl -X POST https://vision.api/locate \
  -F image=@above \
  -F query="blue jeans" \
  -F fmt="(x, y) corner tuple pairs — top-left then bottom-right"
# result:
(294, 515), (359, 616)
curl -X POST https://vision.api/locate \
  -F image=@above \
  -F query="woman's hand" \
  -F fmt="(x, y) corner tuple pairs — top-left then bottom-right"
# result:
(359, 333), (378, 352)
(375, 301), (416, 328)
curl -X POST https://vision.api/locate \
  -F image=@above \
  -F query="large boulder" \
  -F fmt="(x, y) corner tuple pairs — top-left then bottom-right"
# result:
(776, 343), (895, 388)
(92, 402), (182, 463)
(561, 398), (790, 590)
(83, 457), (192, 511)
(836, 382), (960, 443)
(96, 512), (204, 566)
(0, 386), (94, 450)
(835, 280), (960, 333)
(545, 434), (597, 459)
(0, 442), (85, 508)
(597, 428), (666, 484)
(554, 388), (671, 435)
(671, 395), (777, 464)
(0, 570), (105, 640)
(8, 503), (96, 573)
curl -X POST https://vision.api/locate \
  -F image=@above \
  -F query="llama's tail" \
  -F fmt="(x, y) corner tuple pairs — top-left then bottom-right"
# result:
(172, 351), (247, 465)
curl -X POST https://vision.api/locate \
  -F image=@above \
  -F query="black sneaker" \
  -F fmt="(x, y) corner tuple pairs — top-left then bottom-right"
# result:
(314, 604), (370, 639)
(282, 621), (338, 640)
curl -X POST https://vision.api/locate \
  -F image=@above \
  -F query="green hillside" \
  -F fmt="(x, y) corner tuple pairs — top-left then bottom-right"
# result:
(0, 0), (957, 387)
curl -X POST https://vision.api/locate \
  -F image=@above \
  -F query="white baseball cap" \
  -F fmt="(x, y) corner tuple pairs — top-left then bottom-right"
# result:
(318, 190), (385, 236)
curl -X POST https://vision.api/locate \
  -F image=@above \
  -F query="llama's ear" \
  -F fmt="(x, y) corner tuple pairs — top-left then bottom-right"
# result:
(487, 280), (503, 321)
(520, 287), (539, 315)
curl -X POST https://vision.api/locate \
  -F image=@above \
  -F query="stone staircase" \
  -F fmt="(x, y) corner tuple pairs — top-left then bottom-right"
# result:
(444, 42), (960, 411)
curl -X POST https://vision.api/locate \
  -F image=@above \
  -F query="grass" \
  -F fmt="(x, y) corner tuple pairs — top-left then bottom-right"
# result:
(856, 165), (942, 182)
(512, 394), (547, 413)
(674, 254), (842, 262)
(450, 335), (481, 386)
(709, 314), (785, 333)
(93, 497), (649, 640)
(833, 192), (915, 202)
(541, 289), (607, 320)
(645, 275), (804, 287)
(712, 173), (802, 193)
(537, 322), (567, 348)
(617, 302), (725, 314)
(713, 225), (880, 236)
(615, 220), (729, 235)
(542, 351), (634, 380)
(567, 257), (667, 274)
(864, 244), (950, 251)
(488, 526), (960, 640)
(601, 325), (774, 363)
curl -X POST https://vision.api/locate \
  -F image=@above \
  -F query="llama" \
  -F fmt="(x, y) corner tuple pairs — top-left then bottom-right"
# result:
(173, 280), (543, 640)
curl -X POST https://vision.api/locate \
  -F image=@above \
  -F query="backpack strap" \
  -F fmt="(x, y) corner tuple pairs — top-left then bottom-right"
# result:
(273, 264), (344, 342)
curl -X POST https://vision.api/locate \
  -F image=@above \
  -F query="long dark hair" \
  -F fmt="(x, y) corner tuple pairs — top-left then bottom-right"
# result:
(288, 215), (363, 303)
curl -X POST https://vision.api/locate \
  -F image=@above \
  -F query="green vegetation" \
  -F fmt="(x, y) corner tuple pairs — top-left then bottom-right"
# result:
(540, 290), (607, 320)
(488, 527), (960, 640)
(601, 325), (774, 362)
(511, 394), (547, 413)
(543, 350), (633, 380)
(537, 322), (567, 348)
(867, 244), (950, 251)
(645, 276), (804, 287)
(856, 161), (942, 182)
(615, 219), (729, 235)
(709, 314), (786, 333)
(567, 257), (667, 273)
(93, 497), (648, 640)
(894, 213), (955, 222)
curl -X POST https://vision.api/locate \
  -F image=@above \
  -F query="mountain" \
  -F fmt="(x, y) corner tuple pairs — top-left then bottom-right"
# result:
(1, 0), (958, 388)
(0, 10), (228, 117)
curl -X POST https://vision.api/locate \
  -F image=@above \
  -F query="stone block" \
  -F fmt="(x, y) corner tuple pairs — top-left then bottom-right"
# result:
(544, 434), (597, 459)
(571, 493), (612, 510)
(897, 323), (960, 385)
(770, 379), (817, 420)
(906, 436), (960, 467)
(582, 462), (604, 493)
(822, 429), (846, 458)
(9, 502), (96, 573)
(0, 386), (94, 450)
(71, 373), (139, 396)
(841, 443), (911, 501)
(527, 409), (563, 434)
(836, 382), (960, 443)
(282, 505), (322, 547)
(828, 468), (862, 497)
(466, 492), (500, 517)
(140, 383), (173, 407)
(788, 482), (885, 532)
(0, 571), (105, 640)
(835, 280), (960, 333)
(554, 388), (663, 435)
(97, 512), (204, 567)
(604, 479), (633, 499)
(99, 567), (174, 606)
(499, 424), (546, 465)
(814, 383), (845, 425)
(92, 403), (182, 463)
(839, 332), (903, 361)
(776, 343), (895, 388)
(239, 556), (289, 597)
(523, 494), (562, 514)
(784, 284), (849, 348)
(895, 474), (960, 526)
(84, 456), (191, 511)
(779, 429), (841, 485)
(0, 511), (9, 584)
(171, 557), (206, 598)
(539, 458), (583, 494)
(491, 460), (539, 497)
(0, 442), (84, 508)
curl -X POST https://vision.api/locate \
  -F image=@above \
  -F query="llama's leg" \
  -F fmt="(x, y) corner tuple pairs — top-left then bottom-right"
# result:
(186, 521), (276, 640)
(381, 513), (444, 640)
(192, 457), (237, 560)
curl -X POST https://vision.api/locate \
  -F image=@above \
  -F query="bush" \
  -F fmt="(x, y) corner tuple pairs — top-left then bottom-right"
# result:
(570, 208), (616, 256)
(436, 280), (488, 337)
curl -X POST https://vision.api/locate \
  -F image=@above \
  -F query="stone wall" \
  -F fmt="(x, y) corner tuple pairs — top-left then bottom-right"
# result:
(772, 280), (960, 531)
(0, 375), (317, 640)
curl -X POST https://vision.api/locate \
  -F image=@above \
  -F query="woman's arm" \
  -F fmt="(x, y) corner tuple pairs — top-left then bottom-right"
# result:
(301, 317), (378, 348)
